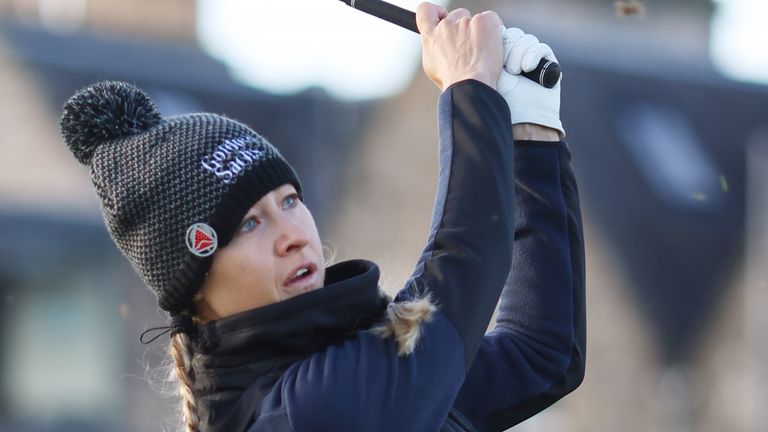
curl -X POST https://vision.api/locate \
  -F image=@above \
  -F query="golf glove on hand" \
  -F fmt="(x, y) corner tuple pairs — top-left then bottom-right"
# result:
(497, 27), (564, 138)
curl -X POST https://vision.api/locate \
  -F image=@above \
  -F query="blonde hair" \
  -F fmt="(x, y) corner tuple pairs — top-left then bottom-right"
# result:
(168, 332), (201, 432)
(371, 294), (436, 355)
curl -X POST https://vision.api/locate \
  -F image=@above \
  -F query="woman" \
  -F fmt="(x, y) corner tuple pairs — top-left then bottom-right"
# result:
(60, 3), (585, 431)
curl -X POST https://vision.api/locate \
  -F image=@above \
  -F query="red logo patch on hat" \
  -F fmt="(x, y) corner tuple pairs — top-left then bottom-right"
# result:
(186, 223), (218, 257)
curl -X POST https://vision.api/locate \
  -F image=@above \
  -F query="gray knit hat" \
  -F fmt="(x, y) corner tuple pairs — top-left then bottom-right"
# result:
(61, 81), (301, 313)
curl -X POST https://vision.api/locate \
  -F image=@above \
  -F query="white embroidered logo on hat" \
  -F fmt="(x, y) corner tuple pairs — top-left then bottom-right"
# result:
(201, 135), (268, 184)
(186, 223), (218, 257)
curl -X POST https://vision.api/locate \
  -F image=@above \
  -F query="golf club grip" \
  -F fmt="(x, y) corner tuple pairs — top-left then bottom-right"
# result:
(340, 0), (561, 88)
(341, 0), (418, 33)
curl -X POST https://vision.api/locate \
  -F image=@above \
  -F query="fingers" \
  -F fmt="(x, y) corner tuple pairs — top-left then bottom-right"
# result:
(521, 43), (558, 72)
(471, 10), (503, 44)
(419, 5), (500, 34)
(538, 43), (558, 63)
(476, 10), (504, 28)
(503, 27), (558, 74)
(502, 27), (524, 68)
(506, 33), (538, 74)
(416, 2), (448, 36)
(444, 7), (471, 23)
(418, 5), (505, 90)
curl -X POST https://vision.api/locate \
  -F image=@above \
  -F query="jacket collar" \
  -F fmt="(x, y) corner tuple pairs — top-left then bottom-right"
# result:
(192, 259), (388, 431)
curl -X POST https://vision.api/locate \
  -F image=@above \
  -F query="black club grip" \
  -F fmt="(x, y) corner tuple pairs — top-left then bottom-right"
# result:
(340, 0), (419, 33)
(338, 0), (561, 88)
(523, 59), (561, 89)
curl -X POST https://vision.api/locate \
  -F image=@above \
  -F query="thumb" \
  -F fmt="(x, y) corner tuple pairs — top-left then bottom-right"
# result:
(416, 2), (447, 36)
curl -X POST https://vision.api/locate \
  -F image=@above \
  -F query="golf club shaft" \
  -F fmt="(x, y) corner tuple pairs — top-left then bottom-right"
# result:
(338, 0), (561, 88)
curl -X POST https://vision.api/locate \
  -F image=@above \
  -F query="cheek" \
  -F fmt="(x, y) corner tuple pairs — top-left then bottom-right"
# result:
(207, 243), (277, 303)
(299, 207), (323, 247)
(301, 210), (326, 280)
(225, 247), (272, 285)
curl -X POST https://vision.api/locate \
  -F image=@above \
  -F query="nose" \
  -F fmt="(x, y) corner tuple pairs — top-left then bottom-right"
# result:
(274, 217), (309, 257)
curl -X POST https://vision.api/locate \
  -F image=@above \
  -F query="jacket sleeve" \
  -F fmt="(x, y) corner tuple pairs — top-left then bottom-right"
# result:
(452, 140), (587, 432)
(274, 79), (517, 432)
(394, 78), (517, 369)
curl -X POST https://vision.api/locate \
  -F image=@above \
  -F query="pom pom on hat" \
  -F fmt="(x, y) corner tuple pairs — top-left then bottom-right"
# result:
(61, 81), (162, 165)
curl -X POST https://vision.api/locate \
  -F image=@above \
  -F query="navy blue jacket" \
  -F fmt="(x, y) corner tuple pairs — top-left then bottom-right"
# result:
(190, 79), (586, 432)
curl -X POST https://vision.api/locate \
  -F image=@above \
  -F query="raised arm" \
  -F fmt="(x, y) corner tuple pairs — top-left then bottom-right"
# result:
(452, 29), (586, 431)
(269, 5), (524, 431)
(394, 3), (513, 368)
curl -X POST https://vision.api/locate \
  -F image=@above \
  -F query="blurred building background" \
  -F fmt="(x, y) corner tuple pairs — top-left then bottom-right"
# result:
(0, 0), (766, 431)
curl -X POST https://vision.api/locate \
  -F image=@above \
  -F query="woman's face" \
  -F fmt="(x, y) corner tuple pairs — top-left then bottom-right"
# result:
(193, 184), (325, 321)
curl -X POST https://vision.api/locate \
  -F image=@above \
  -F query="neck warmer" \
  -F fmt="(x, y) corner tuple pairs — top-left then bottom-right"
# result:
(191, 259), (389, 431)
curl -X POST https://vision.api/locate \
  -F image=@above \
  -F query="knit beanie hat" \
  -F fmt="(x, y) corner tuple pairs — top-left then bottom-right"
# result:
(61, 81), (301, 314)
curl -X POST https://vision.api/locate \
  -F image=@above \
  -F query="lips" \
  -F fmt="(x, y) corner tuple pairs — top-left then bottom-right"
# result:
(283, 262), (318, 288)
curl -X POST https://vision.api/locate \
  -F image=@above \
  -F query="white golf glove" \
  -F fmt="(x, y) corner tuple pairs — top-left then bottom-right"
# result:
(497, 27), (564, 138)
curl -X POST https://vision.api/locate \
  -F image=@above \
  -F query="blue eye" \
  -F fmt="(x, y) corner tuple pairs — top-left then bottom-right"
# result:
(240, 218), (258, 233)
(282, 193), (300, 210)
